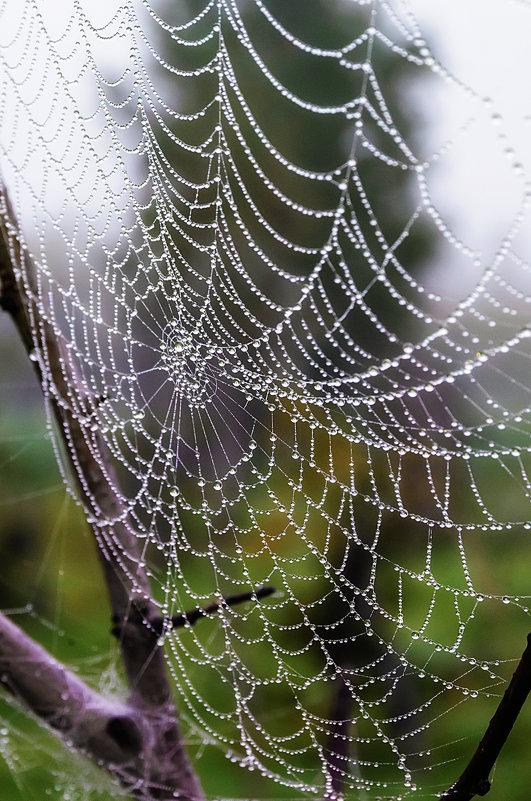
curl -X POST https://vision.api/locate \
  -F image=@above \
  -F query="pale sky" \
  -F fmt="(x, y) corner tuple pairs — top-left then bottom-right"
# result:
(2, 0), (531, 282)
(408, 0), (531, 256)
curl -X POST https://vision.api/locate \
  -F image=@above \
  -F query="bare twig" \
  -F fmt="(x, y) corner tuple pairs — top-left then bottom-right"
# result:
(145, 586), (276, 636)
(0, 189), (203, 800)
(440, 632), (531, 800)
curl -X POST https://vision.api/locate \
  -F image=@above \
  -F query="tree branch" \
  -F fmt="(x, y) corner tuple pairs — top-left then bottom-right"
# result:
(440, 632), (531, 800)
(0, 189), (204, 800)
(0, 612), (144, 766)
(326, 677), (353, 798)
(145, 586), (275, 636)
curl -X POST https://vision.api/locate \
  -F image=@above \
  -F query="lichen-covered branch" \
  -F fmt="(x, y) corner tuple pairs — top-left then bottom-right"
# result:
(0, 188), (204, 800)
(0, 612), (144, 767)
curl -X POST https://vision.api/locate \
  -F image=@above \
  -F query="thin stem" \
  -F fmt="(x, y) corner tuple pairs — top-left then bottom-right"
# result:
(145, 586), (275, 635)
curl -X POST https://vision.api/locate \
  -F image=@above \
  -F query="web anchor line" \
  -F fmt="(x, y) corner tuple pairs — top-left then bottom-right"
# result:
(440, 632), (531, 801)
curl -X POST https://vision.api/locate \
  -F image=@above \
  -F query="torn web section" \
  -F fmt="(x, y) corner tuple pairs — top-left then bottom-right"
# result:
(0, 0), (530, 800)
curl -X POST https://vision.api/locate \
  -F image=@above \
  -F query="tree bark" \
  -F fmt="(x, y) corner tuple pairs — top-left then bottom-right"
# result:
(0, 188), (204, 800)
(0, 613), (144, 769)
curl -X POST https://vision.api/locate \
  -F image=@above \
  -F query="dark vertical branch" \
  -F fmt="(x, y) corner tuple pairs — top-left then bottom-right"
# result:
(0, 189), (204, 800)
(147, 586), (275, 633)
(440, 633), (531, 800)
(326, 678), (354, 797)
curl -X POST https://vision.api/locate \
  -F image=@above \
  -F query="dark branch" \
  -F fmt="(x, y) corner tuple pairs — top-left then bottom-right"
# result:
(145, 586), (276, 636)
(0, 189), (204, 800)
(326, 677), (354, 797)
(440, 632), (531, 800)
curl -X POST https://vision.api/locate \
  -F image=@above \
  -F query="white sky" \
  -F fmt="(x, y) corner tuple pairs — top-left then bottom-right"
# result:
(407, 0), (531, 257)
(3, 0), (531, 279)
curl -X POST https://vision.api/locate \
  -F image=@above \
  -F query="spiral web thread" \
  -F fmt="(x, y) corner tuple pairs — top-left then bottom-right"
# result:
(1, 0), (531, 798)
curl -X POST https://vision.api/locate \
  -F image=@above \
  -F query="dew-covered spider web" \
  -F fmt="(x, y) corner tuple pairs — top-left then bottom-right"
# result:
(1, 0), (531, 799)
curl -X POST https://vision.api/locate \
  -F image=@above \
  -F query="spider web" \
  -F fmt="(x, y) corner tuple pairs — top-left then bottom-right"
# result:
(1, 0), (531, 799)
